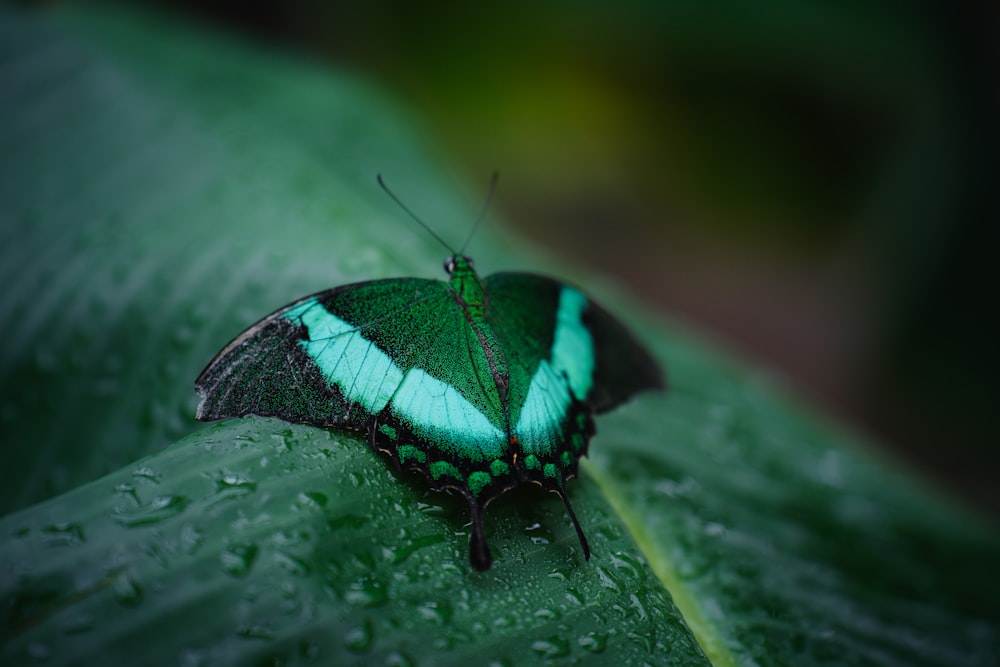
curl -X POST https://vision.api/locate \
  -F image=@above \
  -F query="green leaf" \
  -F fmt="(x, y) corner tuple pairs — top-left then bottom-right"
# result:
(2, 420), (700, 665)
(1, 4), (998, 666)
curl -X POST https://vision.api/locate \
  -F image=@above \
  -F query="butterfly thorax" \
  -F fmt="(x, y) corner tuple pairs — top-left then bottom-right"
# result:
(445, 255), (485, 318)
(446, 254), (512, 408)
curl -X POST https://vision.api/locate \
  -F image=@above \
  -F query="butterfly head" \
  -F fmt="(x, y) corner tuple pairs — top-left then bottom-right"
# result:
(444, 254), (475, 276)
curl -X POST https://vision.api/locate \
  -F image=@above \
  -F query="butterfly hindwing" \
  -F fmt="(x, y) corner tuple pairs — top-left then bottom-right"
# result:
(486, 272), (664, 462)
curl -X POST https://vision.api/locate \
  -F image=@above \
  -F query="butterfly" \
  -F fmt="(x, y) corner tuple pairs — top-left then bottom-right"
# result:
(195, 175), (664, 570)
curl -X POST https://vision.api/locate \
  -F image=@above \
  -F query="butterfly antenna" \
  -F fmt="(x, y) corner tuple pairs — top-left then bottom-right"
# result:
(459, 171), (499, 254)
(377, 174), (455, 254)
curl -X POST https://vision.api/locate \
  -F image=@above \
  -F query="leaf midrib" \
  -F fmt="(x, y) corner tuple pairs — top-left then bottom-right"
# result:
(583, 458), (735, 667)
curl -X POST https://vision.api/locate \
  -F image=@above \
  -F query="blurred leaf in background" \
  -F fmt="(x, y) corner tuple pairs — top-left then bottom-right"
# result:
(159, 0), (1000, 513)
(2, 2), (999, 666)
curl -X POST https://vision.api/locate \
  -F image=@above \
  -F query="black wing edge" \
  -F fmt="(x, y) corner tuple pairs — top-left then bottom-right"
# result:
(194, 290), (322, 421)
(583, 295), (666, 414)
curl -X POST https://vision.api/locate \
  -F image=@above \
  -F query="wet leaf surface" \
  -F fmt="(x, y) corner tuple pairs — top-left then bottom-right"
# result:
(1, 4), (998, 666)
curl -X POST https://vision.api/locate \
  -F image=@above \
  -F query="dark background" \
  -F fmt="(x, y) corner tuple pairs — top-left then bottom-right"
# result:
(128, 0), (1000, 514)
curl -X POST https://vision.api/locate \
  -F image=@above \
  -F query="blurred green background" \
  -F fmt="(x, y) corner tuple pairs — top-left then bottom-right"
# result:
(152, 0), (998, 513)
(14, 0), (998, 513)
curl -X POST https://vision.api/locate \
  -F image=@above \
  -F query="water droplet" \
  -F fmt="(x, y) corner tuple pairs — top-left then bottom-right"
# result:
(180, 524), (203, 554)
(112, 570), (143, 607)
(523, 521), (554, 545)
(415, 500), (446, 516)
(214, 473), (257, 501)
(609, 552), (643, 581)
(296, 491), (328, 509)
(272, 430), (295, 454)
(563, 587), (585, 606)
(388, 533), (447, 564)
(626, 630), (655, 653)
(131, 467), (161, 483)
(653, 476), (698, 499)
(416, 600), (453, 625)
(344, 618), (373, 653)
(595, 522), (625, 543)
(114, 483), (139, 504)
(274, 528), (311, 547)
(629, 593), (648, 622)
(594, 565), (623, 593)
(531, 637), (570, 658)
(344, 576), (388, 607)
(385, 651), (414, 667)
(578, 632), (608, 653)
(436, 629), (472, 650)
(312, 447), (335, 460)
(704, 521), (725, 537)
(274, 551), (310, 576)
(221, 543), (259, 577)
(112, 495), (189, 527)
(40, 522), (85, 547)
(492, 613), (516, 630)
(533, 607), (560, 621)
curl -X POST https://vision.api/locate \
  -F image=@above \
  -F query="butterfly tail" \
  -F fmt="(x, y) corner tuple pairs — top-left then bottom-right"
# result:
(558, 490), (591, 562)
(467, 497), (493, 571)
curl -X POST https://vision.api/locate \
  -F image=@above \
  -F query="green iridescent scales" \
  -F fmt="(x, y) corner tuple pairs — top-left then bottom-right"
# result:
(196, 255), (663, 571)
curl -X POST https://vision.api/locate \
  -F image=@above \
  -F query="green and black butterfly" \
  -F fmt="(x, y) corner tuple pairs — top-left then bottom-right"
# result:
(195, 175), (664, 571)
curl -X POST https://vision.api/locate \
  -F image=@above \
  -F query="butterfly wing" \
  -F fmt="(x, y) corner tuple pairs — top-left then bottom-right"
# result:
(196, 277), (510, 466)
(196, 278), (436, 425)
(485, 272), (664, 460)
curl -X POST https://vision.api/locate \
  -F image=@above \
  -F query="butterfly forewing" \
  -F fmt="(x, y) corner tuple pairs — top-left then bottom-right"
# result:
(196, 277), (512, 465)
(194, 289), (362, 426)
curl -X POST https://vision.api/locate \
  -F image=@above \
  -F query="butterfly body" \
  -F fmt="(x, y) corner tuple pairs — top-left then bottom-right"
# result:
(197, 250), (662, 571)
